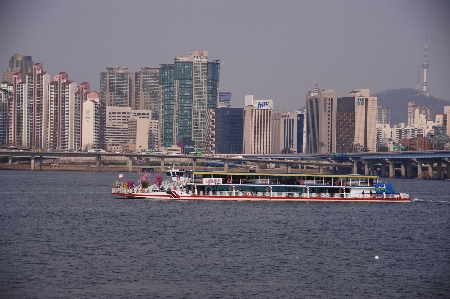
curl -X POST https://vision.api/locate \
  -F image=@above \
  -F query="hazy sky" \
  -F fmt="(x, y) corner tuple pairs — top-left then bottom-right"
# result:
(2, 0), (449, 112)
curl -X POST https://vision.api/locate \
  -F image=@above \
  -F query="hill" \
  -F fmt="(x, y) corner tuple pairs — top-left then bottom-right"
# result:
(373, 88), (450, 125)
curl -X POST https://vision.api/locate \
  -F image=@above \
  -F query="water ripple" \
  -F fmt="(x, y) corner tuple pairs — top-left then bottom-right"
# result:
(0, 171), (449, 298)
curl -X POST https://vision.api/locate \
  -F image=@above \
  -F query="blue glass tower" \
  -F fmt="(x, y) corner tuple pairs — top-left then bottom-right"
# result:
(215, 107), (243, 154)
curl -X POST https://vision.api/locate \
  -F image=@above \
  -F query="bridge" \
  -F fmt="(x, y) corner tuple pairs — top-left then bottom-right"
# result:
(261, 151), (450, 179)
(0, 150), (449, 179)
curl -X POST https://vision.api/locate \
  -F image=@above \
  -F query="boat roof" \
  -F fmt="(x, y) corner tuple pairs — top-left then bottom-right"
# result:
(185, 171), (378, 179)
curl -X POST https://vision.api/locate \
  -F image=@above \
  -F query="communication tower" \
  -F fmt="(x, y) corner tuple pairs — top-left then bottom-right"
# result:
(421, 33), (430, 97)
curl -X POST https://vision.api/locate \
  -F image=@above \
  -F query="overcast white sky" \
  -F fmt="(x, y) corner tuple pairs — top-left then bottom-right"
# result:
(1, 0), (449, 112)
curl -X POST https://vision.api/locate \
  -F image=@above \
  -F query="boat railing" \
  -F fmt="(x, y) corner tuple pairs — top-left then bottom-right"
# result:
(195, 191), (408, 199)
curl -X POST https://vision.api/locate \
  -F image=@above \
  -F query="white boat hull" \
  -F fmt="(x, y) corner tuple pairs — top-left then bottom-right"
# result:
(111, 189), (410, 203)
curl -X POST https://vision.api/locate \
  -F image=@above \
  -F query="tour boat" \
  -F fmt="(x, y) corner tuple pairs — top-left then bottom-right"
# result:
(111, 170), (410, 202)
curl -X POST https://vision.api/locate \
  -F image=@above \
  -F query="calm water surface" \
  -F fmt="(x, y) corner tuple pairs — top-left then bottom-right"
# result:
(1, 170), (449, 298)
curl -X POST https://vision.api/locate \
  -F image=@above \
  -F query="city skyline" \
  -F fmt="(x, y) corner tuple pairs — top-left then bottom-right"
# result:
(1, 0), (450, 113)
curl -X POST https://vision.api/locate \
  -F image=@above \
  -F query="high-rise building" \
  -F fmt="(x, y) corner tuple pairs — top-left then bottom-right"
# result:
(377, 106), (390, 125)
(128, 116), (151, 152)
(340, 89), (377, 152)
(47, 72), (78, 150)
(243, 95), (273, 155)
(3, 54), (33, 84)
(444, 106), (450, 137)
(24, 63), (50, 150)
(100, 67), (133, 107)
(134, 67), (160, 116)
(0, 83), (13, 145)
(74, 82), (91, 151)
(212, 107), (243, 154)
(407, 102), (433, 127)
(148, 119), (160, 150)
(159, 64), (175, 147)
(205, 109), (216, 154)
(105, 106), (151, 148)
(305, 88), (337, 153)
(10, 73), (25, 147)
(272, 111), (304, 154)
(7, 63), (51, 149)
(306, 87), (377, 153)
(81, 91), (105, 150)
(218, 92), (232, 108)
(160, 51), (220, 151)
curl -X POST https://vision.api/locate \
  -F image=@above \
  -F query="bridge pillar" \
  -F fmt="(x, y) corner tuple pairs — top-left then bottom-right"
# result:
(352, 162), (357, 174)
(417, 161), (423, 179)
(446, 162), (450, 179)
(224, 162), (229, 172)
(400, 162), (406, 178)
(427, 163), (433, 178)
(381, 163), (387, 177)
(97, 154), (101, 172)
(31, 156), (35, 171)
(436, 162), (442, 179)
(364, 162), (369, 175)
(369, 163), (374, 175)
(389, 161), (395, 178)
(318, 165), (323, 174)
(406, 161), (413, 178)
(39, 156), (43, 171)
(160, 157), (165, 171)
(8, 157), (12, 164)
(192, 158), (196, 171)
(287, 164), (292, 173)
(128, 157), (133, 172)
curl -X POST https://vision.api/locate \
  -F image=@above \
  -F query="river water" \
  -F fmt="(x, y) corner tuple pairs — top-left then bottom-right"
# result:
(0, 170), (449, 298)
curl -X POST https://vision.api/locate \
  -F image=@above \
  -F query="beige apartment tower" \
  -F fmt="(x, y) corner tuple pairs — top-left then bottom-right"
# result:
(243, 95), (273, 155)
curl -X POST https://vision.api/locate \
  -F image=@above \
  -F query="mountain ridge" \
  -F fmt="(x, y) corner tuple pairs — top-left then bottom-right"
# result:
(373, 88), (450, 125)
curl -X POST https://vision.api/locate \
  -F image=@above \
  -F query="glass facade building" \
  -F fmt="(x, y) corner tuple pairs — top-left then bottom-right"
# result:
(161, 51), (220, 151)
(160, 64), (175, 147)
(215, 108), (243, 154)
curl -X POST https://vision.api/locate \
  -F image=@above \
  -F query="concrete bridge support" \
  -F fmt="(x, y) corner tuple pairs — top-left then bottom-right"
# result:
(287, 164), (292, 173)
(318, 165), (323, 174)
(417, 161), (423, 179)
(406, 161), (413, 178)
(224, 162), (229, 172)
(364, 162), (369, 175)
(31, 156), (35, 170)
(8, 157), (12, 164)
(192, 158), (197, 171)
(369, 163), (374, 175)
(436, 162), (442, 179)
(352, 160), (358, 174)
(428, 163), (433, 178)
(446, 162), (450, 179)
(128, 157), (133, 172)
(381, 163), (387, 177)
(96, 155), (101, 172)
(389, 161), (395, 178)
(400, 162), (406, 178)
(160, 157), (165, 171)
